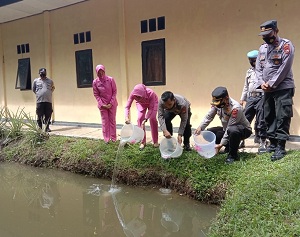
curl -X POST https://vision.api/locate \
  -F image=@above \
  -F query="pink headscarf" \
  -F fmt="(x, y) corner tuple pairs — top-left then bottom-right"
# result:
(95, 64), (105, 74)
(132, 84), (148, 101)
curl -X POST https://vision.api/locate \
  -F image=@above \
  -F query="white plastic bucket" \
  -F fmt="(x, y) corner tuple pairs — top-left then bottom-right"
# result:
(159, 137), (183, 159)
(193, 130), (216, 158)
(120, 124), (144, 144)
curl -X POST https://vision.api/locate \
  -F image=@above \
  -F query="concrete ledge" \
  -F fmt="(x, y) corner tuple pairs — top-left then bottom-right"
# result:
(52, 120), (300, 142)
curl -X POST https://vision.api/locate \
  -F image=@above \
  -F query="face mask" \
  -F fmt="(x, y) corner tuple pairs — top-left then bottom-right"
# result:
(40, 73), (46, 77)
(215, 98), (227, 108)
(263, 35), (276, 44)
(216, 101), (226, 108)
(249, 59), (256, 67)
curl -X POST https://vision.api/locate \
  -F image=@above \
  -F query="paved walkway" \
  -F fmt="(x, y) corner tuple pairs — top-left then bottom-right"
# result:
(48, 123), (300, 153)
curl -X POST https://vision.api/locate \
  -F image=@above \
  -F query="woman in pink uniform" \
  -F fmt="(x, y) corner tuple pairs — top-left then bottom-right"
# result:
(93, 64), (118, 143)
(125, 84), (159, 150)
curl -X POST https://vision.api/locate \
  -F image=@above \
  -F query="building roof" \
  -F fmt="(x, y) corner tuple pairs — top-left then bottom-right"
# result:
(0, 0), (87, 24)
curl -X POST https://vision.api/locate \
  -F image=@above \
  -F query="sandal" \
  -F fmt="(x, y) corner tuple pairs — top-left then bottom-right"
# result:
(153, 143), (159, 148)
(139, 143), (145, 150)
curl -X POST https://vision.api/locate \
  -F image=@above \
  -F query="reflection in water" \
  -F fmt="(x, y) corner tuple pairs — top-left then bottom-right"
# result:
(0, 163), (218, 237)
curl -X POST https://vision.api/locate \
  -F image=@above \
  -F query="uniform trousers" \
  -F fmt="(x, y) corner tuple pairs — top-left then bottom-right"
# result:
(163, 109), (192, 147)
(244, 96), (267, 139)
(264, 88), (294, 142)
(207, 125), (252, 156)
(136, 107), (158, 144)
(99, 105), (117, 142)
(36, 102), (53, 129)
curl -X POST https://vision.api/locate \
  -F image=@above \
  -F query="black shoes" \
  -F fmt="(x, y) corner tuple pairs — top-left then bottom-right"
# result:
(271, 147), (287, 161)
(225, 154), (239, 164)
(266, 139), (287, 161)
(46, 128), (52, 132)
(266, 144), (277, 153)
(183, 144), (192, 151)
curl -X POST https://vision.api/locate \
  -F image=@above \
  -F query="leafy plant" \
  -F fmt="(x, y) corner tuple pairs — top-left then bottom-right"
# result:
(0, 107), (49, 147)
(5, 107), (24, 139)
(21, 110), (49, 145)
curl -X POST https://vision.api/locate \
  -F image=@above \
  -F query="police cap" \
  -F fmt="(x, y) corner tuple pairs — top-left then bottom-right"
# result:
(247, 50), (259, 59)
(259, 20), (277, 36)
(211, 86), (228, 106)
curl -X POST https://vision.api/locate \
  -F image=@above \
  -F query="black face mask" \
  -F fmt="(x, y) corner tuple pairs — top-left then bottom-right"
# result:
(263, 35), (276, 44)
(214, 98), (226, 108)
(249, 59), (256, 68)
(216, 101), (226, 108)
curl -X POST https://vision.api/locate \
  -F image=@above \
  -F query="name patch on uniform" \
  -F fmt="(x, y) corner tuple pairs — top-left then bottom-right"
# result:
(283, 44), (290, 54)
(231, 109), (238, 118)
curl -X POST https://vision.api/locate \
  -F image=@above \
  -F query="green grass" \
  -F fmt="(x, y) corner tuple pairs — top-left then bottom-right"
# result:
(209, 151), (300, 237)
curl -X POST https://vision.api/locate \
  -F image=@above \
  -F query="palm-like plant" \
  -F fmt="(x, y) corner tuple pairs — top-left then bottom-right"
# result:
(0, 107), (49, 146)
(5, 107), (24, 139)
(21, 110), (49, 144)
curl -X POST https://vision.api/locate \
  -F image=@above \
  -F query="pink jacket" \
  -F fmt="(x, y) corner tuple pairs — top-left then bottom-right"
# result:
(125, 84), (158, 120)
(92, 65), (118, 109)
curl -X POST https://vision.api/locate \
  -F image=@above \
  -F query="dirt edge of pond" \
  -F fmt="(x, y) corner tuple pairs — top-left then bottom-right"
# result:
(0, 138), (226, 205)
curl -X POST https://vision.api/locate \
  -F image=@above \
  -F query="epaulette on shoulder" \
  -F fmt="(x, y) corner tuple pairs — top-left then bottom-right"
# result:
(282, 38), (290, 44)
(259, 43), (267, 48)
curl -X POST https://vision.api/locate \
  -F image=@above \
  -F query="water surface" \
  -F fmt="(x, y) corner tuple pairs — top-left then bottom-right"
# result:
(0, 163), (218, 237)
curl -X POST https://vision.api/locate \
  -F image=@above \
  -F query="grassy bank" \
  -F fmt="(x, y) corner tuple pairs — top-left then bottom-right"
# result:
(1, 133), (299, 236)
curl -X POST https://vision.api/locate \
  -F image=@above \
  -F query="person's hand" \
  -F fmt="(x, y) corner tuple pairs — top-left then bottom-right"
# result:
(101, 104), (109, 109)
(261, 83), (271, 92)
(177, 135), (182, 144)
(215, 144), (223, 154)
(240, 100), (244, 106)
(125, 117), (130, 124)
(194, 127), (201, 135)
(107, 103), (112, 109)
(163, 130), (172, 138)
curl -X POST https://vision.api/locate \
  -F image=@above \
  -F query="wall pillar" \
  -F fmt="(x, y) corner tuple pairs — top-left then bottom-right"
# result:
(0, 25), (7, 109)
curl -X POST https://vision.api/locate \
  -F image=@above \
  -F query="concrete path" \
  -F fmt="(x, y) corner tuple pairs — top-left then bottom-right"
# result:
(48, 123), (300, 153)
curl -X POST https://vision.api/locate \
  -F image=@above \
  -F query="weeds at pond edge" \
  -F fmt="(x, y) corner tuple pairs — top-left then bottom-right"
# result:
(0, 106), (49, 149)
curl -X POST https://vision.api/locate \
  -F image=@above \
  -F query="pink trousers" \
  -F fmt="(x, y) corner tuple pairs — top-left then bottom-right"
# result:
(100, 105), (117, 142)
(137, 108), (158, 144)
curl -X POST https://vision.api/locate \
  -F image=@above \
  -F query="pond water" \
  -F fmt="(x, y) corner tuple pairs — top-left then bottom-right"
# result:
(0, 163), (218, 237)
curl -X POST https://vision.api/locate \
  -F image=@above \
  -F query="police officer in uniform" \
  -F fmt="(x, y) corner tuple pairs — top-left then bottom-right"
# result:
(195, 87), (252, 164)
(240, 50), (267, 153)
(256, 20), (295, 161)
(158, 91), (192, 151)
